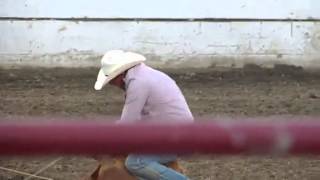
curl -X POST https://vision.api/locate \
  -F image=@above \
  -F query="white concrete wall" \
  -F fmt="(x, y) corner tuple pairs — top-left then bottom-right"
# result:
(1, 0), (319, 19)
(1, 0), (320, 68)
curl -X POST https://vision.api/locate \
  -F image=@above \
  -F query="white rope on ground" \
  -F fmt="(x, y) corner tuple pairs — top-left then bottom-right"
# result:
(24, 157), (63, 180)
(0, 166), (53, 180)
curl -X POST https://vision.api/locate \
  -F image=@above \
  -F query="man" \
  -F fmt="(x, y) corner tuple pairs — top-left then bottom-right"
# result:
(94, 50), (194, 180)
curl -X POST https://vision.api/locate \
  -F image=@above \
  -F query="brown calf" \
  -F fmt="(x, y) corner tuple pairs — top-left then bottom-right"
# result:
(84, 156), (184, 180)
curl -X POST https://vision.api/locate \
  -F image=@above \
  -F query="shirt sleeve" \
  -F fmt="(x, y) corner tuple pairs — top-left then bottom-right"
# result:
(118, 79), (149, 123)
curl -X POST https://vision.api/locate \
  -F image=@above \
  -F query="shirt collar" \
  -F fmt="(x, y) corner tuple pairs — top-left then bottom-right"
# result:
(123, 63), (144, 88)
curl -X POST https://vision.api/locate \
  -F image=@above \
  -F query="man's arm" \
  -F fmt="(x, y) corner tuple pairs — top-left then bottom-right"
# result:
(118, 79), (149, 123)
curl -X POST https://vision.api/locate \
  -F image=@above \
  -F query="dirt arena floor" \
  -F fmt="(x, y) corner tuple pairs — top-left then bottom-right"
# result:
(0, 64), (320, 180)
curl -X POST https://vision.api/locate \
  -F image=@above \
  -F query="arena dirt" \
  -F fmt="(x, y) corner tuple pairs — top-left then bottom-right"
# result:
(0, 64), (320, 180)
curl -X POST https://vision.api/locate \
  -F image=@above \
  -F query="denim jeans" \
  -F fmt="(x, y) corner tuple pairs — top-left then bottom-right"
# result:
(125, 154), (189, 180)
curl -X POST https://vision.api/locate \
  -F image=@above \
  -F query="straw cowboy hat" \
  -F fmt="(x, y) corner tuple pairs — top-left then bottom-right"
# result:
(94, 50), (146, 90)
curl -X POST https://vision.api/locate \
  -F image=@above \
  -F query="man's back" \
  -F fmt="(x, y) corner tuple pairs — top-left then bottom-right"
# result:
(120, 63), (194, 123)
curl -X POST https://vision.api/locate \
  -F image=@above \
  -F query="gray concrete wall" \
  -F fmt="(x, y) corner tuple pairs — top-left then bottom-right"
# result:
(1, 0), (320, 68)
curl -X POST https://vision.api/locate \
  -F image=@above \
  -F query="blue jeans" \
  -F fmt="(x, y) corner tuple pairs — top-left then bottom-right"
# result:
(125, 154), (189, 180)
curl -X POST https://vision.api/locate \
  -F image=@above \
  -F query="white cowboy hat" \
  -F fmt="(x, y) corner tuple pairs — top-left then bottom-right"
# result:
(94, 50), (146, 90)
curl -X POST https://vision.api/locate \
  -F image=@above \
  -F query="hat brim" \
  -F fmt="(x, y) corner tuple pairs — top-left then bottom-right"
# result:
(94, 60), (145, 91)
(94, 69), (111, 90)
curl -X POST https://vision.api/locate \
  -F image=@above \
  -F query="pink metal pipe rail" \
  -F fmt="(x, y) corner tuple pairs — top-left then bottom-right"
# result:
(0, 121), (320, 156)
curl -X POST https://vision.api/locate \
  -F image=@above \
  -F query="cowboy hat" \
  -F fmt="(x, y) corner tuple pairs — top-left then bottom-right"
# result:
(94, 50), (146, 90)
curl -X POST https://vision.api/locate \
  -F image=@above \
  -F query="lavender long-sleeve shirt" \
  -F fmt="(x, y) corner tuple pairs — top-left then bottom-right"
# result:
(119, 63), (194, 123)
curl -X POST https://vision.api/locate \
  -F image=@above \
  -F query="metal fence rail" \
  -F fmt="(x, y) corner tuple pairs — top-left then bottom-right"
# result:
(0, 120), (320, 155)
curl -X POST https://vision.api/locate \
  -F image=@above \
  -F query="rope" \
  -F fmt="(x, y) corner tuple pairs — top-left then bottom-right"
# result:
(25, 157), (62, 180)
(0, 166), (53, 180)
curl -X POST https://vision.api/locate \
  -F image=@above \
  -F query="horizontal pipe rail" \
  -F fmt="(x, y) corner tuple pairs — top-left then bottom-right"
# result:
(0, 121), (320, 156)
(0, 16), (320, 22)
(0, 17), (319, 22)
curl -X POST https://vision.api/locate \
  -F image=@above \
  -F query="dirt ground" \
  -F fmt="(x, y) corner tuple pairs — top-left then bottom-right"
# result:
(0, 64), (320, 180)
